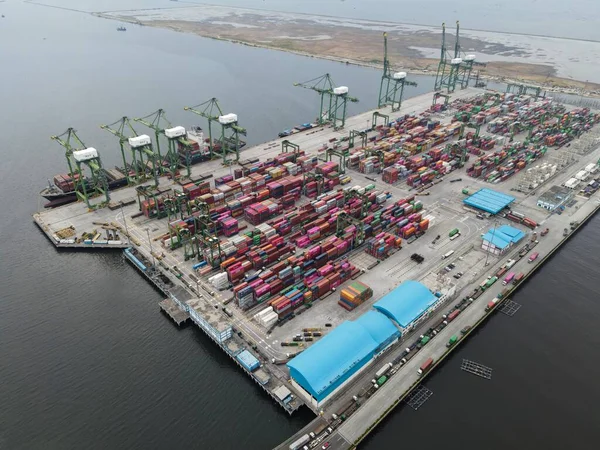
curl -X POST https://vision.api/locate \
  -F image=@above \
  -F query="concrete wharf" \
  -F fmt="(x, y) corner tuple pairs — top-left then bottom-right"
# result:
(31, 86), (600, 442)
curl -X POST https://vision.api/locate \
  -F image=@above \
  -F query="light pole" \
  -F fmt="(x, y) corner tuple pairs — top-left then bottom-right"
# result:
(120, 202), (131, 245)
(484, 220), (499, 267)
(146, 228), (156, 267)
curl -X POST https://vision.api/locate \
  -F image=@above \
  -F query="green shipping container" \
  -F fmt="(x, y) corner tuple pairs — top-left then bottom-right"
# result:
(462, 188), (469, 195)
(377, 376), (388, 386)
(421, 336), (430, 345)
(449, 228), (460, 237)
(448, 335), (458, 346)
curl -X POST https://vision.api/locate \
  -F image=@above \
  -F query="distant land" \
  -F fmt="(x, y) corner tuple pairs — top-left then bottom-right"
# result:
(97, 5), (600, 95)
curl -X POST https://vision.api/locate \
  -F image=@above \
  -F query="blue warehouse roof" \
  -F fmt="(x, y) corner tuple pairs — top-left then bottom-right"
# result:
(482, 225), (525, 249)
(373, 281), (437, 328)
(463, 188), (515, 214)
(354, 310), (401, 350)
(287, 311), (399, 402)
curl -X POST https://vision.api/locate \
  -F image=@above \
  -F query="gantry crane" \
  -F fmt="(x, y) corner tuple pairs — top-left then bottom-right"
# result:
(371, 111), (390, 128)
(281, 140), (302, 162)
(100, 117), (159, 187)
(133, 109), (195, 179)
(432, 92), (451, 109)
(336, 211), (365, 248)
(324, 146), (350, 174)
(51, 128), (110, 208)
(506, 83), (543, 99)
(453, 21), (486, 89)
(184, 98), (222, 161)
(378, 32), (418, 111)
(303, 172), (325, 197)
(294, 73), (359, 129)
(348, 129), (368, 149)
(434, 22), (461, 93)
(184, 98), (246, 165)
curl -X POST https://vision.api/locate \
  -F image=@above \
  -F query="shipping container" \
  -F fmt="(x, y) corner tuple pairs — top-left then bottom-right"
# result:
(513, 273), (524, 285)
(418, 357), (434, 375)
(502, 272), (515, 285)
(446, 335), (458, 347)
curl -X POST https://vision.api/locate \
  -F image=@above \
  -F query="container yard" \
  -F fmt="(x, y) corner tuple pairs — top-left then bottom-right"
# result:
(33, 84), (600, 450)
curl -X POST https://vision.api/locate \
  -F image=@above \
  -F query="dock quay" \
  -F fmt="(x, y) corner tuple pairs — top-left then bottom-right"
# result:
(32, 86), (600, 445)
(276, 180), (600, 450)
(159, 298), (190, 326)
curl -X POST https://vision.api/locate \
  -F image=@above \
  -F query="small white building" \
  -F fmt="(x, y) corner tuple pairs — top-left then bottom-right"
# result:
(537, 185), (573, 211)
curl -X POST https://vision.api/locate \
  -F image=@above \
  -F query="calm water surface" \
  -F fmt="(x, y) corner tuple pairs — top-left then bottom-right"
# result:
(0, 1), (599, 449)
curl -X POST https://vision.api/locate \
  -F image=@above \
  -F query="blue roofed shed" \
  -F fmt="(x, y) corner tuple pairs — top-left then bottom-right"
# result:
(463, 188), (515, 214)
(354, 310), (401, 351)
(373, 281), (437, 328)
(236, 349), (260, 372)
(287, 310), (399, 403)
(482, 225), (525, 254)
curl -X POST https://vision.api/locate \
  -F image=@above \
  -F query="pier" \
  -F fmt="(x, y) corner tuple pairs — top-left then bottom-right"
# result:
(31, 87), (600, 447)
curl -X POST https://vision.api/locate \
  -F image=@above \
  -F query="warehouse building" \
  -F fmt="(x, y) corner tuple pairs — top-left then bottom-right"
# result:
(287, 310), (400, 407)
(537, 185), (573, 211)
(373, 281), (441, 330)
(463, 188), (516, 215)
(481, 225), (525, 255)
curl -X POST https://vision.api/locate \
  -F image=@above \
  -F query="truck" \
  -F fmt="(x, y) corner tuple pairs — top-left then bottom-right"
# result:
(418, 335), (431, 348)
(375, 362), (393, 379)
(449, 228), (460, 238)
(442, 250), (455, 259)
(513, 273), (524, 285)
(496, 267), (508, 278)
(447, 310), (460, 322)
(541, 228), (549, 236)
(289, 433), (310, 450)
(447, 335), (458, 347)
(528, 252), (539, 263)
(497, 288), (511, 300)
(502, 272), (515, 285)
(481, 276), (498, 291)
(418, 357), (434, 375)
(376, 376), (388, 387)
(504, 259), (516, 269)
(486, 298), (500, 311)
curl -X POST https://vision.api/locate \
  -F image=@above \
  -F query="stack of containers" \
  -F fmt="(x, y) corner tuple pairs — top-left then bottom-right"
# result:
(219, 217), (239, 236)
(297, 155), (318, 171)
(338, 281), (373, 311)
(209, 272), (229, 290)
(254, 307), (278, 328)
(316, 161), (339, 175)
(234, 282), (255, 310)
(53, 172), (82, 193)
(365, 232), (402, 259)
(382, 167), (399, 184)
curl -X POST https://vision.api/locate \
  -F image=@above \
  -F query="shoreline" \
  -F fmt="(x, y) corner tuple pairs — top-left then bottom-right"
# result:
(93, 12), (600, 98)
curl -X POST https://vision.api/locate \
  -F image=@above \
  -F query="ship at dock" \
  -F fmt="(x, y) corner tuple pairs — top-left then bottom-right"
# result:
(39, 125), (246, 208)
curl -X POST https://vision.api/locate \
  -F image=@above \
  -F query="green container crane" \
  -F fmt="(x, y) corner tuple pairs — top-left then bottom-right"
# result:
(100, 117), (159, 187)
(184, 98), (222, 160)
(184, 98), (246, 165)
(294, 73), (358, 130)
(378, 32), (418, 112)
(133, 109), (193, 179)
(434, 22), (461, 93)
(50, 128), (110, 209)
(454, 21), (487, 89)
